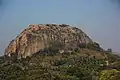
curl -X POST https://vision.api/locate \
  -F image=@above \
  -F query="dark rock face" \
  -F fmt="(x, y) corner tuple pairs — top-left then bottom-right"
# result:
(5, 24), (94, 58)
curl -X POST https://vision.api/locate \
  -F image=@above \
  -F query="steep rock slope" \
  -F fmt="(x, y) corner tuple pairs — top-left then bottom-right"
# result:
(5, 24), (94, 58)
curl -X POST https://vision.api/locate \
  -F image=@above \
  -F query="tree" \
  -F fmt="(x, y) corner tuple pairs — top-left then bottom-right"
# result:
(98, 69), (120, 80)
(107, 48), (112, 52)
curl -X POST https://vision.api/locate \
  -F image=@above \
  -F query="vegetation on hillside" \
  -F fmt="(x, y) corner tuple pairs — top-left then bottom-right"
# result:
(0, 48), (120, 80)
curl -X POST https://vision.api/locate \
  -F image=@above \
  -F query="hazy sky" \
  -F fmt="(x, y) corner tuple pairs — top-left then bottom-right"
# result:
(0, 0), (120, 55)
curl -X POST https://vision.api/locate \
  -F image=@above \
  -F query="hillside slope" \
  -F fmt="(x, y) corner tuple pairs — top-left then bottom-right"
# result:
(1, 48), (120, 80)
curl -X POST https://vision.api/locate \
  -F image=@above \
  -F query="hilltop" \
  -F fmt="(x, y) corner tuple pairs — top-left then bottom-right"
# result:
(5, 24), (102, 58)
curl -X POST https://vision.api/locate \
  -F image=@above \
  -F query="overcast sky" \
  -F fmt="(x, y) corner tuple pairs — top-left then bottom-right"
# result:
(0, 0), (120, 55)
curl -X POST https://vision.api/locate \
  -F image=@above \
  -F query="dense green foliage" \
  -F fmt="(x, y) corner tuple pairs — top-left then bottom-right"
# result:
(0, 49), (120, 80)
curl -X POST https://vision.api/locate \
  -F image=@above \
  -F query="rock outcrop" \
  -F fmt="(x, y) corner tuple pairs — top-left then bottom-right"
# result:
(5, 24), (94, 58)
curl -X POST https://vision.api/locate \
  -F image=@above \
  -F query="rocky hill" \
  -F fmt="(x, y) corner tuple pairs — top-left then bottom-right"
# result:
(5, 24), (101, 58)
(1, 24), (120, 80)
